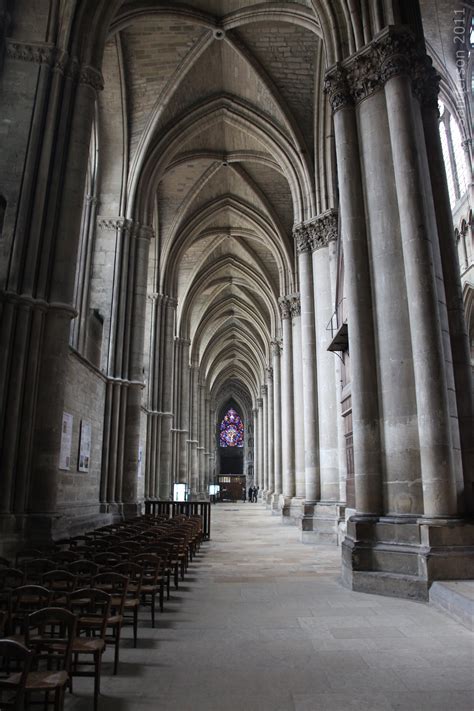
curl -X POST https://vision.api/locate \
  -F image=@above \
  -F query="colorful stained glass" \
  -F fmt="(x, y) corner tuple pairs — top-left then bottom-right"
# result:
(219, 408), (244, 447)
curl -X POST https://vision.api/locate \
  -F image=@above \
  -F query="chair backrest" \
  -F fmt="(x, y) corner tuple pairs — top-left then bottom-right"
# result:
(92, 552), (121, 567)
(42, 570), (78, 600)
(0, 569), (24, 592)
(25, 607), (76, 674)
(133, 554), (163, 585)
(14, 549), (41, 568)
(22, 559), (55, 585)
(111, 563), (143, 596)
(0, 610), (7, 635)
(92, 573), (128, 615)
(68, 560), (99, 587)
(69, 588), (111, 638)
(10, 586), (53, 634)
(0, 640), (33, 710)
(50, 550), (81, 565)
(0, 558), (10, 569)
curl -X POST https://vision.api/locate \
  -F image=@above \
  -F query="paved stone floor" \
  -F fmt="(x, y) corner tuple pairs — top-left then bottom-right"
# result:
(68, 504), (474, 711)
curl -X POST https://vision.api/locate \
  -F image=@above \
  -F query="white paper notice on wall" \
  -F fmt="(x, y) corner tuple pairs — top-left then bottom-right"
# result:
(78, 420), (92, 473)
(59, 412), (73, 471)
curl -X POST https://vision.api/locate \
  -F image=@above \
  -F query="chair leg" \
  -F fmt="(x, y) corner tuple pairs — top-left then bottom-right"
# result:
(113, 626), (121, 675)
(159, 584), (164, 613)
(151, 592), (155, 628)
(94, 651), (102, 711)
(133, 607), (138, 648)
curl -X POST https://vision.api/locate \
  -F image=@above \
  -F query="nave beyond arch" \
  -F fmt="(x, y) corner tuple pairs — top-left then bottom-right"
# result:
(0, 0), (473, 603)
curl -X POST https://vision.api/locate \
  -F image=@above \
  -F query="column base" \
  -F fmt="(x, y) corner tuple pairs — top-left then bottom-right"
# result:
(289, 496), (305, 522)
(269, 494), (282, 514)
(341, 515), (474, 601)
(121, 502), (143, 519)
(264, 491), (274, 508)
(300, 501), (346, 545)
(279, 495), (294, 524)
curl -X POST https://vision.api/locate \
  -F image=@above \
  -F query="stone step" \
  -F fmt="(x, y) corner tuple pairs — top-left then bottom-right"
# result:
(429, 580), (474, 631)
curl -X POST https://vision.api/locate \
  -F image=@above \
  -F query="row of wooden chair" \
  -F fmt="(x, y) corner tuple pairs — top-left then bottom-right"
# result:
(0, 512), (206, 710)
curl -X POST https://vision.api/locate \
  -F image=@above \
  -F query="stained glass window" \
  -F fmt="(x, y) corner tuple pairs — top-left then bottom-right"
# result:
(219, 408), (244, 447)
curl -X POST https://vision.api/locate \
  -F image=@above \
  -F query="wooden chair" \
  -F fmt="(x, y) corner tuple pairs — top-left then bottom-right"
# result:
(91, 573), (128, 675)
(68, 561), (99, 588)
(0, 559), (10, 569)
(42, 571), (78, 605)
(111, 563), (143, 647)
(24, 607), (76, 711)
(133, 554), (165, 626)
(50, 551), (81, 566)
(0, 639), (33, 710)
(14, 550), (41, 569)
(92, 553), (121, 569)
(68, 588), (111, 711)
(0, 571), (24, 614)
(9, 586), (53, 638)
(22, 559), (56, 586)
(146, 545), (172, 599)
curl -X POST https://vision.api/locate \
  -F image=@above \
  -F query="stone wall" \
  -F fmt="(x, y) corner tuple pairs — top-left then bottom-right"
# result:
(55, 349), (106, 535)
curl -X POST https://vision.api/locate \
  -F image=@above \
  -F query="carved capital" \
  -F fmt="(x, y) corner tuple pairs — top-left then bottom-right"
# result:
(325, 28), (436, 112)
(97, 216), (133, 233)
(324, 64), (352, 113)
(412, 56), (440, 111)
(271, 339), (282, 358)
(278, 296), (292, 320)
(305, 209), (339, 252)
(256, 398), (263, 408)
(289, 293), (301, 318)
(5, 41), (104, 91)
(79, 65), (104, 91)
(266, 366), (273, 382)
(6, 39), (55, 65)
(260, 384), (268, 397)
(293, 223), (313, 254)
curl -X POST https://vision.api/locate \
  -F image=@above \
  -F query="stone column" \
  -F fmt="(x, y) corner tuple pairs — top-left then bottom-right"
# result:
(325, 65), (383, 517)
(420, 87), (473, 514)
(252, 407), (259, 491)
(198, 386), (206, 498)
(291, 295), (305, 519)
(158, 298), (176, 500)
(261, 384), (268, 496)
(384, 71), (457, 517)
(270, 341), (282, 512)
(189, 364), (200, 498)
(328, 239), (347, 507)
(257, 397), (264, 495)
(121, 223), (154, 516)
(176, 338), (190, 487)
(266, 366), (274, 506)
(324, 27), (474, 598)
(294, 228), (320, 508)
(208, 405), (216, 494)
(279, 297), (295, 518)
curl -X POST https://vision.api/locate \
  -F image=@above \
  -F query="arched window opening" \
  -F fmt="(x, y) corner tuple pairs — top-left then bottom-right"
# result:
(0, 195), (6, 237)
(219, 408), (244, 448)
(438, 100), (470, 208)
(70, 107), (99, 355)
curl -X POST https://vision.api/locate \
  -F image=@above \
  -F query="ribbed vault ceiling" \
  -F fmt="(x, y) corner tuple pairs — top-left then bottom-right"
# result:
(100, 0), (321, 407)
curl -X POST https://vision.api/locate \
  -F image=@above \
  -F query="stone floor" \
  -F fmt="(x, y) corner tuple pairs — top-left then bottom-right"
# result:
(67, 504), (474, 711)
